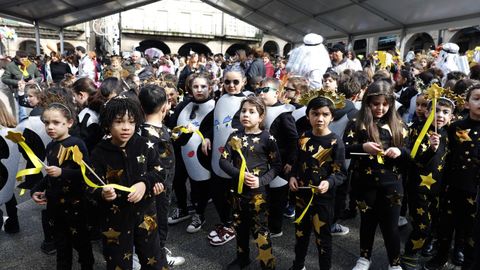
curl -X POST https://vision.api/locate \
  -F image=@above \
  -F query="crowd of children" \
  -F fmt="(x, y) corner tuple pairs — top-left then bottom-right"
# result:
(0, 41), (480, 270)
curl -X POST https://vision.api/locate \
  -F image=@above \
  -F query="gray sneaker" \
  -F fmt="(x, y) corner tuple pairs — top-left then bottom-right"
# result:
(331, 223), (349, 236)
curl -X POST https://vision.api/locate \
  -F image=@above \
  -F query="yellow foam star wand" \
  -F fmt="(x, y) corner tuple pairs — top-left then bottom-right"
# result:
(229, 136), (247, 194)
(172, 125), (205, 144)
(411, 84), (443, 158)
(294, 184), (318, 224)
(5, 131), (46, 181)
(69, 145), (135, 193)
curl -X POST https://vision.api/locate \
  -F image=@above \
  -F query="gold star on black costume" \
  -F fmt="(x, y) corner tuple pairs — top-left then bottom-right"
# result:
(106, 166), (124, 182)
(139, 215), (158, 234)
(103, 228), (121, 245)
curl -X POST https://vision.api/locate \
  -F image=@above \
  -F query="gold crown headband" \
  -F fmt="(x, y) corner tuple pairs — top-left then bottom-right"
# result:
(298, 88), (346, 109)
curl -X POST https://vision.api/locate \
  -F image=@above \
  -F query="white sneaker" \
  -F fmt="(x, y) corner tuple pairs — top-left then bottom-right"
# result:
(208, 224), (223, 240)
(398, 216), (408, 227)
(331, 223), (350, 236)
(132, 253), (141, 270)
(186, 214), (205, 233)
(388, 265), (402, 270)
(165, 247), (185, 266)
(352, 257), (371, 270)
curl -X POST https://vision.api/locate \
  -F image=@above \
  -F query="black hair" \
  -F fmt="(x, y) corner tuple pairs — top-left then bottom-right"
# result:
(352, 71), (370, 89)
(240, 96), (267, 129)
(338, 75), (361, 99)
(99, 77), (125, 99)
(138, 84), (167, 115)
(306, 97), (335, 116)
(470, 64), (480, 81)
(99, 96), (145, 133)
(323, 71), (339, 81)
(75, 46), (86, 54)
(72, 77), (97, 96)
(399, 69), (414, 87)
(447, 71), (467, 81)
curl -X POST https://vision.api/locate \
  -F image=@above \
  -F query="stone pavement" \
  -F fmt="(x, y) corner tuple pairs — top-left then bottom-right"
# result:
(0, 195), (460, 270)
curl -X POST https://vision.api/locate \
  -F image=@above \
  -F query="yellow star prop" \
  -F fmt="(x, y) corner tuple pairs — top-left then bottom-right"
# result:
(296, 230), (304, 238)
(417, 208), (425, 216)
(419, 173), (436, 190)
(253, 167), (261, 176)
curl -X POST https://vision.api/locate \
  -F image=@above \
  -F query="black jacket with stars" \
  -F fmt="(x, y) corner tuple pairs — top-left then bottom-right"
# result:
(443, 116), (480, 192)
(291, 130), (347, 202)
(90, 134), (163, 210)
(31, 136), (89, 205)
(139, 123), (175, 173)
(269, 101), (299, 167)
(407, 121), (449, 194)
(219, 130), (282, 195)
(343, 118), (410, 186)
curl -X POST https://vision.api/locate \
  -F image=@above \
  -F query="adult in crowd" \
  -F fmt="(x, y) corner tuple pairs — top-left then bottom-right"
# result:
(76, 46), (95, 80)
(246, 47), (266, 91)
(1, 50), (42, 121)
(49, 51), (72, 84)
(286, 33), (331, 88)
(331, 43), (362, 74)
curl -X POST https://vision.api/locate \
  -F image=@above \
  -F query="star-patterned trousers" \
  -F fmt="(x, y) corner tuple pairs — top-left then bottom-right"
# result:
(293, 198), (333, 270)
(48, 200), (94, 270)
(435, 187), (477, 259)
(102, 203), (166, 270)
(465, 197), (480, 269)
(356, 182), (403, 266)
(232, 192), (275, 270)
(404, 191), (440, 255)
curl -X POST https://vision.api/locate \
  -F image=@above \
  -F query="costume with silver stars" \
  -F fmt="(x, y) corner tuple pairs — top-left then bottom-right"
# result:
(90, 134), (166, 269)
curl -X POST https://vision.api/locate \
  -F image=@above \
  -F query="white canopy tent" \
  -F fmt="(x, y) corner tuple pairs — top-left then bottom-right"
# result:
(0, 0), (478, 51)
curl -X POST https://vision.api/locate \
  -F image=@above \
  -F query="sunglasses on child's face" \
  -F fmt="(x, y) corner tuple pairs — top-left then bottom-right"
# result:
(256, 87), (277, 94)
(284, 87), (296, 92)
(224, 79), (241, 86)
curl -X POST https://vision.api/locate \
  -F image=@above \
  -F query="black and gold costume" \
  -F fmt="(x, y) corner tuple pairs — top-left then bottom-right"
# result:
(343, 118), (409, 267)
(220, 130), (281, 269)
(435, 116), (480, 267)
(90, 134), (166, 270)
(31, 136), (94, 270)
(403, 122), (448, 257)
(139, 123), (175, 250)
(290, 131), (346, 270)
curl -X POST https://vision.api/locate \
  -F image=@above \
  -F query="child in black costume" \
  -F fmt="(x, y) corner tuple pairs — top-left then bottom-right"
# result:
(401, 97), (454, 270)
(138, 84), (185, 266)
(289, 96), (347, 270)
(31, 102), (94, 270)
(220, 97), (281, 270)
(425, 84), (480, 270)
(344, 80), (410, 270)
(90, 96), (166, 270)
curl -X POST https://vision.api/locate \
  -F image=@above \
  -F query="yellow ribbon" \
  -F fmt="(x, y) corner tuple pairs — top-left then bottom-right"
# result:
(411, 98), (436, 159)
(5, 131), (44, 181)
(235, 149), (247, 194)
(377, 153), (384, 164)
(69, 145), (135, 193)
(294, 184), (318, 224)
(172, 125), (205, 144)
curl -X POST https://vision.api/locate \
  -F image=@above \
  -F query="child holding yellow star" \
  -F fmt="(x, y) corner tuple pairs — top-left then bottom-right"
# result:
(90, 96), (167, 270)
(343, 80), (410, 270)
(288, 94), (347, 270)
(401, 91), (454, 270)
(219, 96), (281, 270)
(425, 83), (480, 270)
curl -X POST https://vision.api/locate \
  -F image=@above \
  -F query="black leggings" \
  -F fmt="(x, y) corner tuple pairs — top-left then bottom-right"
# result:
(210, 174), (233, 225)
(357, 181), (403, 266)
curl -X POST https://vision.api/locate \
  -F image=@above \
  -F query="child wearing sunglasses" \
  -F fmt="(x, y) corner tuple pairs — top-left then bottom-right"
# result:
(257, 77), (299, 238)
(202, 64), (253, 246)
